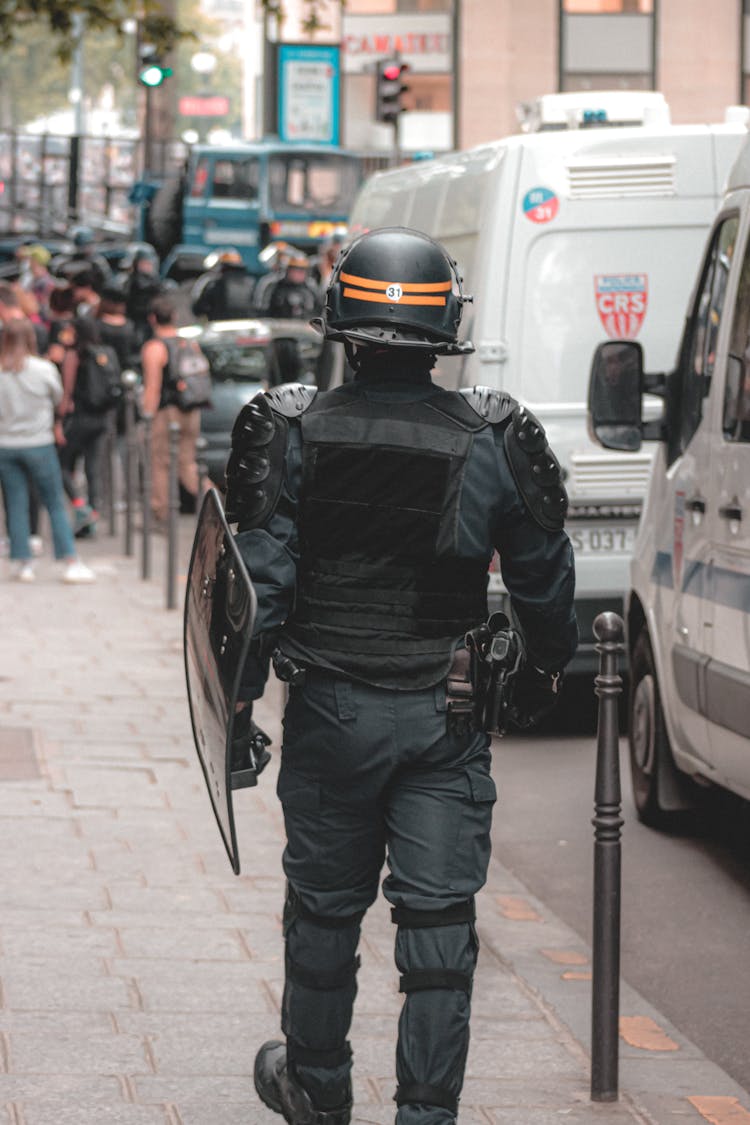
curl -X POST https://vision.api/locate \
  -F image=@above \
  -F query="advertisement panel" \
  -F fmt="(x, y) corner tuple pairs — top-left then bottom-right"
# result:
(278, 44), (341, 145)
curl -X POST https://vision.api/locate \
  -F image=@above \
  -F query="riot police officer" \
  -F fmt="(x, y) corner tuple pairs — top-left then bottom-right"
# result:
(225, 227), (578, 1124)
(190, 248), (256, 321)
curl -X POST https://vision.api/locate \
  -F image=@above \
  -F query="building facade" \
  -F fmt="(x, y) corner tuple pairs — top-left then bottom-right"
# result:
(339, 0), (747, 153)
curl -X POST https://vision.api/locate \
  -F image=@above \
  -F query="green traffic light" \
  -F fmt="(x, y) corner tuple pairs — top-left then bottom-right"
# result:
(139, 62), (172, 88)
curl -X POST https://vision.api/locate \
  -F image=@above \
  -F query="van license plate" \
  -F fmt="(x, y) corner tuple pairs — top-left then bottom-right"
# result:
(569, 525), (636, 555)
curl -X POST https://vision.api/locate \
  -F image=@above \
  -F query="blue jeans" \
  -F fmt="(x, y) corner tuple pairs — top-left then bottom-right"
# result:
(0, 444), (76, 561)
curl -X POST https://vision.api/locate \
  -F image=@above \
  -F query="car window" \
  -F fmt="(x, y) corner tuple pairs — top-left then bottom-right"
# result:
(211, 158), (260, 202)
(724, 225), (750, 442)
(673, 215), (739, 458)
(199, 336), (271, 382)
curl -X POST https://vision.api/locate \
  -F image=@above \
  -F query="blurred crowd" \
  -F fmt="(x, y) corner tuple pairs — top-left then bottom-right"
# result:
(0, 224), (348, 586)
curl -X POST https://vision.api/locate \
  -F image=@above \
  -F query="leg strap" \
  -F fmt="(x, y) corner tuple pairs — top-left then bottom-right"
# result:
(395, 1083), (458, 1114)
(287, 1037), (353, 1070)
(287, 954), (361, 991)
(399, 968), (471, 994)
(390, 898), (475, 929)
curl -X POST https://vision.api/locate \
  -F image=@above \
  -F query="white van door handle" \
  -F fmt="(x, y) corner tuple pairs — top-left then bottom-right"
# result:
(686, 496), (706, 515)
(718, 503), (743, 522)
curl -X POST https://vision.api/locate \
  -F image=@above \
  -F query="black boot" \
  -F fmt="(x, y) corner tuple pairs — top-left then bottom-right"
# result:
(254, 1041), (352, 1125)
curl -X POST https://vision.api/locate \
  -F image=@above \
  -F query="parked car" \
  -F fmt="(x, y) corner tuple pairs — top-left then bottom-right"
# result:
(180, 317), (324, 485)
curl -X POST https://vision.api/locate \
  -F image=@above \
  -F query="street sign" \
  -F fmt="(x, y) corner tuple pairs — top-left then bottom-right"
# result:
(179, 95), (230, 117)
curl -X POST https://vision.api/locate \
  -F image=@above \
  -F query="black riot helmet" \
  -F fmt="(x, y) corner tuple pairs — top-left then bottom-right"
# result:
(313, 227), (474, 355)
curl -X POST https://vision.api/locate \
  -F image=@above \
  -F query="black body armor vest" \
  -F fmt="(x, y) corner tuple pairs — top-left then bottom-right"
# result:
(283, 384), (492, 690)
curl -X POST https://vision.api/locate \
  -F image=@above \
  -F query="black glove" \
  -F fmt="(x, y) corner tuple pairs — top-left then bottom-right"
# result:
(230, 705), (272, 789)
(507, 664), (562, 731)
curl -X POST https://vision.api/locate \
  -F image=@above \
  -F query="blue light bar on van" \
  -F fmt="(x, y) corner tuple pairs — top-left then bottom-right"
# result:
(582, 109), (608, 126)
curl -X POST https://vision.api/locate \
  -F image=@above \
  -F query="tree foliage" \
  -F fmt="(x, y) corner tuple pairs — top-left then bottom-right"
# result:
(0, 0), (241, 134)
(0, 2), (188, 60)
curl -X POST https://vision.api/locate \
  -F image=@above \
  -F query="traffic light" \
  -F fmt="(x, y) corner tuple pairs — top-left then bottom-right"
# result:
(138, 43), (173, 88)
(375, 58), (409, 124)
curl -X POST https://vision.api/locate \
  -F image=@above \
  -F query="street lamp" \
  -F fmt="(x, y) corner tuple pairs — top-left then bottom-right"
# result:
(191, 51), (217, 78)
(190, 50), (218, 142)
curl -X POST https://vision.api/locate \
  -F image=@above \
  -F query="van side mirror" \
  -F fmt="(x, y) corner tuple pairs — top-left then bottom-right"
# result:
(588, 341), (644, 451)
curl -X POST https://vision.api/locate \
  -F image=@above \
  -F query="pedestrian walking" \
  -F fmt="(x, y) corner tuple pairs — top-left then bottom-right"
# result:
(0, 319), (94, 583)
(223, 227), (578, 1124)
(58, 317), (122, 537)
(141, 294), (206, 529)
(123, 246), (163, 350)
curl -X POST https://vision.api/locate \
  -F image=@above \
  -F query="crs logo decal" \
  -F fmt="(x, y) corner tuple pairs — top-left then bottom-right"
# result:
(595, 274), (648, 339)
(522, 187), (559, 224)
(385, 284), (403, 301)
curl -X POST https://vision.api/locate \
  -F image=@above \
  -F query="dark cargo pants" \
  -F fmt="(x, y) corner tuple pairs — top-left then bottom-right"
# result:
(277, 669), (496, 1124)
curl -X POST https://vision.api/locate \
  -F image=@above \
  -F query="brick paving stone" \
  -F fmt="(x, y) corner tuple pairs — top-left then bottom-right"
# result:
(22, 1105), (171, 1125)
(0, 963), (133, 1012)
(8, 1026), (151, 1075)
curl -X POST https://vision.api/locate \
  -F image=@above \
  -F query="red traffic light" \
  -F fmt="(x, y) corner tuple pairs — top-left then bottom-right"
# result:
(382, 64), (401, 81)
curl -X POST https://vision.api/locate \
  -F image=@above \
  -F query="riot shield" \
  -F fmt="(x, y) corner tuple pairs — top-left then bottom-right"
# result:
(184, 488), (256, 874)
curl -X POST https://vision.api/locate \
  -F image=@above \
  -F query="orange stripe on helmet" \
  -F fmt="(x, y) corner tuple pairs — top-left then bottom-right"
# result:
(339, 271), (451, 294)
(342, 287), (447, 306)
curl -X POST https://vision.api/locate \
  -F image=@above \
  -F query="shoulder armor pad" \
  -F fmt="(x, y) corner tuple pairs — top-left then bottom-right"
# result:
(504, 406), (568, 532)
(460, 386), (517, 425)
(224, 391), (288, 527)
(265, 383), (318, 418)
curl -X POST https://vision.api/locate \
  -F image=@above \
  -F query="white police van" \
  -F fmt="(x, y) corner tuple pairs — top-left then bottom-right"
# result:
(588, 133), (750, 824)
(348, 93), (748, 675)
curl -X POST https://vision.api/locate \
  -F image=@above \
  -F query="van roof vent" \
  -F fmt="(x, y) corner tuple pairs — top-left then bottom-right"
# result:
(567, 155), (676, 198)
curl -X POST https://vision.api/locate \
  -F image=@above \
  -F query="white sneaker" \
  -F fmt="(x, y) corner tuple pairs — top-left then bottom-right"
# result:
(62, 559), (96, 584)
(12, 562), (35, 583)
(29, 535), (43, 557)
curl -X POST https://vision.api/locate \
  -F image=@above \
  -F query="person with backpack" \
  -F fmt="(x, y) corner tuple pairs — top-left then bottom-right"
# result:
(58, 317), (122, 534)
(141, 294), (211, 530)
(0, 319), (95, 584)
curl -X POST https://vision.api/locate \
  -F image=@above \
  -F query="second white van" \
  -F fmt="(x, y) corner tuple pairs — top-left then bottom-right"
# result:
(348, 95), (748, 674)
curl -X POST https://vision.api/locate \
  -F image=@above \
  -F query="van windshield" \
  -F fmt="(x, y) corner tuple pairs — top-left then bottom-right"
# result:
(268, 153), (360, 215)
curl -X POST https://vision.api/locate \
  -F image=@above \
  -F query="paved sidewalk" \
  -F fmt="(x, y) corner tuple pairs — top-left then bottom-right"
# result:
(0, 523), (748, 1125)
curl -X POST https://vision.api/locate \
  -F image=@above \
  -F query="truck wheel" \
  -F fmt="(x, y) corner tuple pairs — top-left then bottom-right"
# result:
(629, 628), (688, 828)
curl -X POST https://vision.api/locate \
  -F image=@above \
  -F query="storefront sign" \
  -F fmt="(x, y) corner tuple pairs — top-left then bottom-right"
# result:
(341, 13), (452, 74)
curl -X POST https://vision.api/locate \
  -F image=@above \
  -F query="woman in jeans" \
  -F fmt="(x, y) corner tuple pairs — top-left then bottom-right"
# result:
(0, 319), (94, 583)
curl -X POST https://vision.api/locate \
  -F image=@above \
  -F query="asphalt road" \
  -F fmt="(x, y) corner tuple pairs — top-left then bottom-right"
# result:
(490, 713), (750, 1091)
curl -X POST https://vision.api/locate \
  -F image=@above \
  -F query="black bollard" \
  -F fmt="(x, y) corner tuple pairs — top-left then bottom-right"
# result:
(140, 414), (153, 580)
(166, 420), (180, 610)
(122, 371), (139, 558)
(103, 412), (117, 537)
(591, 611), (625, 1102)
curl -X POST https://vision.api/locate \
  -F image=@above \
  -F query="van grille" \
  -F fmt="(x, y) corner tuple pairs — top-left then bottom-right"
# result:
(568, 453), (653, 500)
(567, 156), (676, 198)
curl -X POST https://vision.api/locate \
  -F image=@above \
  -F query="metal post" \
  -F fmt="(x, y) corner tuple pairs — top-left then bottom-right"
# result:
(591, 611), (625, 1102)
(122, 371), (139, 557)
(166, 420), (180, 609)
(140, 414), (153, 580)
(104, 412), (117, 537)
(196, 435), (208, 522)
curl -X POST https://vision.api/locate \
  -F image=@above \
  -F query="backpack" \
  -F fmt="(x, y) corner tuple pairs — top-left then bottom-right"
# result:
(165, 337), (212, 411)
(75, 344), (122, 414)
